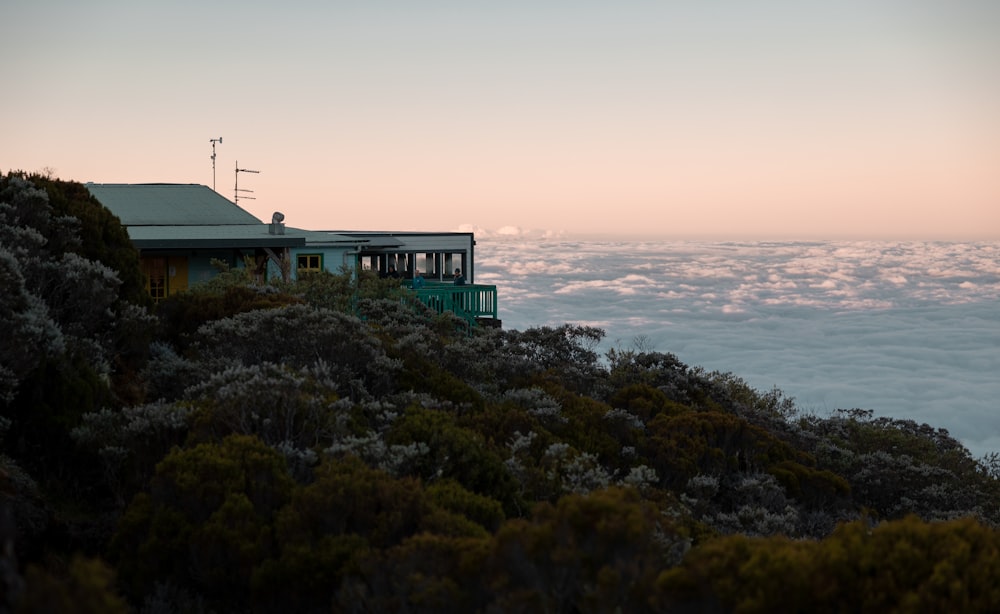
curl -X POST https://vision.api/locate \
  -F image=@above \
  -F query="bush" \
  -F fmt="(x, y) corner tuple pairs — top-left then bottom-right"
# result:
(112, 435), (294, 609)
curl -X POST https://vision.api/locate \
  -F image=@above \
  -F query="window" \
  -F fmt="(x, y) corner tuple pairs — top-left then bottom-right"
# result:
(444, 252), (466, 280)
(297, 254), (323, 274)
(143, 257), (167, 302)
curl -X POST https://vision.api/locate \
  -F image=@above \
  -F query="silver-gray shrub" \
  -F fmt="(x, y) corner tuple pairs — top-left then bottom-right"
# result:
(438, 327), (507, 394)
(501, 387), (565, 424)
(850, 450), (977, 520)
(325, 431), (430, 477)
(0, 249), (64, 403)
(73, 400), (191, 453)
(620, 464), (659, 490)
(560, 451), (612, 494)
(37, 251), (120, 340)
(355, 297), (440, 339)
(542, 443), (612, 495)
(192, 304), (401, 399)
(702, 474), (800, 536)
(72, 400), (193, 503)
(680, 474), (720, 514)
(706, 504), (800, 537)
(496, 325), (609, 396)
(183, 361), (341, 450)
(683, 472), (805, 536)
(504, 430), (538, 495)
(604, 407), (645, 431)
(141, 342), (201, 402)
(0, 177), (125, 402)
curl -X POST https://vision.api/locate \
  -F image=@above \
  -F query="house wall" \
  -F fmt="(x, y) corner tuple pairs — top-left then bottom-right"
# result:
(134, 235), (476, 300)
(188, 251), (235, 285)
(268, 246), (357, 280)
(138, 249), (266, 301)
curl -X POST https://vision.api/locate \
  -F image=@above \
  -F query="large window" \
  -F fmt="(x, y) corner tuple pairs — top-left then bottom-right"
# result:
(444, 252), (466, 280)
(297, 253), (323, 275)
(358, 250), (467, 280)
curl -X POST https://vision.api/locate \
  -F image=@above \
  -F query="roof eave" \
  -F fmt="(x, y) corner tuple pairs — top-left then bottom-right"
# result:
(132, 237), (306, 250)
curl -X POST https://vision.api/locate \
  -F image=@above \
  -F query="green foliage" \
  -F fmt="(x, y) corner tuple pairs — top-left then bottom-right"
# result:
(488, 487), (679, 612)
(608, 382), (689, 423)
(275, 455), (425, 550)
(802, 409), (997, 523)
(278, 266), (357, 311)
(643, 410), (796, 490)
(111, 435), (294, 608)
(25, 174), (146, 306)
(154, 285), (303, 349)
(607, 348), (719, 408)
(0, 174), (152, 496)
(541, 381), (624, 473)
(396, 354), (485, 411)
(767, 459), (851, 509)
(0, 247), (63, 404)
(6, 355), (112, 491)
(251, 533), (370, 614)
(342, 487), (690, 613)
(17, 555), (129, 614)
(657, 515), (1000, 612)
(0, 454), (48, 559)
(426, 478), (506, 532)
(339, 533), (492, 612)
(254, 456), (473, 611)
(498, 325), (608, 394)
(72, 399), (193, 507)
(387, 405), (523, 516)
(707, 371), (798, 420)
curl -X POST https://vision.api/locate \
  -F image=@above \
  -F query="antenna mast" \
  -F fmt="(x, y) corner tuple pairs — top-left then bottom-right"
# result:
(235, 160), (260, 205)
(209, 137), (223, 191)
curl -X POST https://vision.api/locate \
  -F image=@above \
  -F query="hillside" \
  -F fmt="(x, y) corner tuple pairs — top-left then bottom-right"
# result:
(3, 173), (1000, 612)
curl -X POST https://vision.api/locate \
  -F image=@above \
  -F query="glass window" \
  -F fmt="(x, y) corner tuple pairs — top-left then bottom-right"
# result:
(143, 257), (167, 302)
(297, 254), (323, 274)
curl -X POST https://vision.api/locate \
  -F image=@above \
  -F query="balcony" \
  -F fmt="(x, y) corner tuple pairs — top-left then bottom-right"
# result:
(404, 281), (499, 328)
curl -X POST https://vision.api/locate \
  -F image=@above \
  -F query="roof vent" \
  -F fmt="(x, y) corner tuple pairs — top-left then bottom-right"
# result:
(269, 211), (285, 235)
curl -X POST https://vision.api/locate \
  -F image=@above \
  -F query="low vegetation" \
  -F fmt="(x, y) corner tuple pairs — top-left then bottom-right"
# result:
(3, 172), (1000, 612)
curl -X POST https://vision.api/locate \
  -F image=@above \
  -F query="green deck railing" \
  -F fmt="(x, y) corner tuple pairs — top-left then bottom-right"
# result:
(405, 281), (498, 327)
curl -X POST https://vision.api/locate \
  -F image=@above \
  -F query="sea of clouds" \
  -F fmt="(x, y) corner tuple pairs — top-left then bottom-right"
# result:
(472, 231), (1000, 459)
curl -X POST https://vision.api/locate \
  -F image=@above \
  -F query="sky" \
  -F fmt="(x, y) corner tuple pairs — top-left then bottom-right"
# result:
(3, 1), (998, 239)
(475, 238), (1000, 459)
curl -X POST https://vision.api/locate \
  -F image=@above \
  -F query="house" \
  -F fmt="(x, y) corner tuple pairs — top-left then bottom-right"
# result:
(85, 183), (497, 325)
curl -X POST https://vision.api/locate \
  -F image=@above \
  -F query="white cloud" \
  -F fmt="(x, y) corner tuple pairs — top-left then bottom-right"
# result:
(477, 238), (1000, 459)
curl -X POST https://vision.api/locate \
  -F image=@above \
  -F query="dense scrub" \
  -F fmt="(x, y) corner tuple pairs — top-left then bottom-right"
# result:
(3, 173), (1000, 612)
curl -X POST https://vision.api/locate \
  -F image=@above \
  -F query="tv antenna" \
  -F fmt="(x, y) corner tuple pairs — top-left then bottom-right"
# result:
(209, 137), (223, 191)
(235, 160), (259, 204)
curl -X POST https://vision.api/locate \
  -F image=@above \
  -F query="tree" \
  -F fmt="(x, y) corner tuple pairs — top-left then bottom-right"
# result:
(1, 174), (151, 486)
(112, 435), (294, 610)
(488, 487), (682, 612)
(655, 515), (1000, 612)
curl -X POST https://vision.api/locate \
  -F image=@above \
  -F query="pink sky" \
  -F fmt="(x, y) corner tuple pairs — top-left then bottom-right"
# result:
(3, 2), (998, 239)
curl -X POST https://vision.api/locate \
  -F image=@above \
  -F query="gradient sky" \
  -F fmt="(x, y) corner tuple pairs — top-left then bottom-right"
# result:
(4, 1), (998, 239)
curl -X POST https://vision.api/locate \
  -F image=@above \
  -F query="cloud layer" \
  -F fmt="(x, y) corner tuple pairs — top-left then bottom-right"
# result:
(476, 239), (1000, 458)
